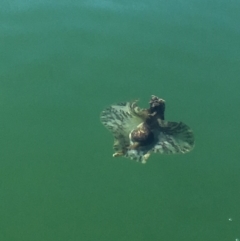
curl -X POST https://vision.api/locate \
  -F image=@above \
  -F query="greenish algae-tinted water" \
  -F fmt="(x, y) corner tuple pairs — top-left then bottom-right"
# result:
(1, 1), (240, 240)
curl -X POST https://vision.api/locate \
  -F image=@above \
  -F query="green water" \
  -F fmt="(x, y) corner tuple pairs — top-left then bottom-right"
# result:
(1, 1), (240, 240)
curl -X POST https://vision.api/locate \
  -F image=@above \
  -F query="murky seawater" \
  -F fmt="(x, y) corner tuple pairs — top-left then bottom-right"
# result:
(1, 0), (240, 240)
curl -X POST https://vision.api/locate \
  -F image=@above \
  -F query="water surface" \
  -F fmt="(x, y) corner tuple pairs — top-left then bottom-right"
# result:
(1, 1), (240, 240)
